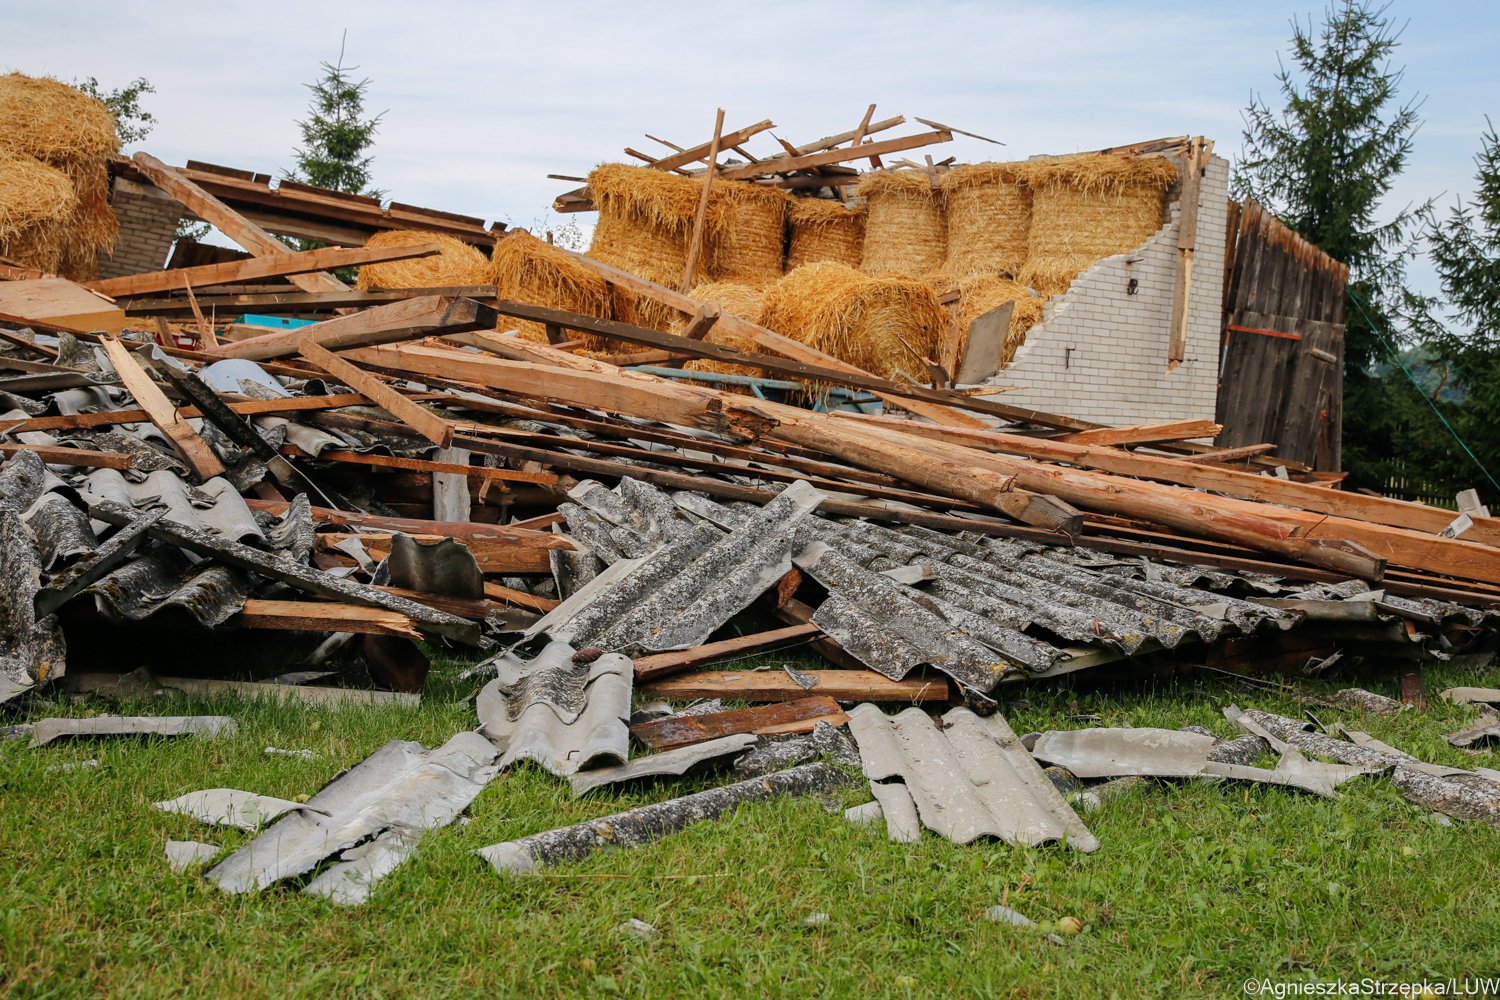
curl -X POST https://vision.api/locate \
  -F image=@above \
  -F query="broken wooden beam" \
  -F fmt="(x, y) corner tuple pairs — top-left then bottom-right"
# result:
(230, 600), (421, 639)
(1063, 419), (1222, 446)
(210, 294), (498, 362)
(631, 696), (847, 750)
(0, 443), (129, 470)
(97, 336), (225, 481)
(297, 339), (455, 447)
(86, 242), (443, 298)
(633, 624), (822, 681)
(641, 669), (953, 703)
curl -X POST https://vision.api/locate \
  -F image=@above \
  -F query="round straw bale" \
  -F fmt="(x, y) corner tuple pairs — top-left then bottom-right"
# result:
(927, 272), (1047, 369)
(707, 181), (788, 284)
(787, 199), (865, 270)
(0, 150), (76, 243)
(762, 262), (946, 380)
(586, 164), (724, 329)
(356, 230), (490, 290)
(672, 280), (768, 380)
(0, 74), (120, 164)
(856, 170), (946, 277)
(487, 230), (611, 345)
(938, 162), (1031, 278)
(1019, 153), (1177, 293)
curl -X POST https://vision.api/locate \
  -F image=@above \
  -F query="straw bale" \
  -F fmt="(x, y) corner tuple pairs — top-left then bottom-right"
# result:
(928, 272), (1047, 368)
(356, 230), (490, 290)
(856, 170), (946, 277)
(761, 262), (945, 380)
(672, 281), (767, 380)
(0, 150), (76, 243)
(938, 162), (1031, 278)
(0, 74), (120, 164)
(787, 199), (865, 270)
(707, 180), (788, 284)
(1019, 153), (1177, 294)
(487, 230), (612, 346)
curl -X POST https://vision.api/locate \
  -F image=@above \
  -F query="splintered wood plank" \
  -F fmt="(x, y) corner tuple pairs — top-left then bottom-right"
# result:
(317, 532), (554, 575)
(634, 624), (823, 681)
(630, 696), (846, 750)
(715, 129), (953, 181)
(86, 242), (443, 298)
(0, 277), (126, 334)
(297, 339), (454, 447)
(284, 446), (558, 485)
(97, 336), (225, 480)
(130, 153), (347, 293)
(230, 599), (421, 639)
(1063, 419), (1222, 446)
(0, 392), (403, 434)
(0, 443), (130, 469)
(641, 670), (953, 703)
(210, 294), (496, 361)
(481, 581), (560, 613)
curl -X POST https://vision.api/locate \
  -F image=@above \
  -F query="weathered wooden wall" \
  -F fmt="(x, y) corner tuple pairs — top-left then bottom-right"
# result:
(1216, 200), (1349, 470)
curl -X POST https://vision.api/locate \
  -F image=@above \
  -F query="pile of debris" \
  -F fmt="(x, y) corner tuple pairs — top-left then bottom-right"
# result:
(2, 96), (1499, 904)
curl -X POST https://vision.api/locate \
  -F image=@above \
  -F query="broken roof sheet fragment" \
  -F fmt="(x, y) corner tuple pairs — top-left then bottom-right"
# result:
(847, 704), (1098, 851)
(164, 840), (220, 874)
(477, 761), (854, 874)
(476, 639), (632, 776)
(1446, 709), (1500, 749)
(30, 714), (236, 747)
(1442, 688), (1500, 707)
(155, 788), (304, 831)
(569, 733), (757, 796)
(0, 502), (65, 703)
(207, 731), (498, 898)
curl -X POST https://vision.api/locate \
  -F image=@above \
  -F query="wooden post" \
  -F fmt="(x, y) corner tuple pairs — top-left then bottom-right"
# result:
(681, 108), (725, 292)
(1167, 138), (1210, 371)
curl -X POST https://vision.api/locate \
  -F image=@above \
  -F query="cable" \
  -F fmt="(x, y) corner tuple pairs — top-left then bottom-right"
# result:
(1347, 289), (1500, 497)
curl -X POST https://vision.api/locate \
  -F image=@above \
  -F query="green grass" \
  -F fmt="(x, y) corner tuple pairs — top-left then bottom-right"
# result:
(3, 655), (1500, 999)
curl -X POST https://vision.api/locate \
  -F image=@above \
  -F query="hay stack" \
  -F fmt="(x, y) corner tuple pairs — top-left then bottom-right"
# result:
(938, 162), (1031, 278)
(707, 181), (788, 285)
(672, 280), (768, 380)
(586, 163), (723, 330)
(787, 199), (865, 270)
(487, 230), (613, 345)
(0, 150), (77, 272)
(355, 230), (490, 290)
(857, 170), (946, 278)
(928, 272), (1048, 369)
(0, 74), (120, 280)
(761, 262), (946, 380)
(1018, 153), (1178, 293)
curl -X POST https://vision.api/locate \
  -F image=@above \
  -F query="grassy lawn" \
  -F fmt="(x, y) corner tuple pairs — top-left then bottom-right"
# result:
(3, 655), (1499, 999)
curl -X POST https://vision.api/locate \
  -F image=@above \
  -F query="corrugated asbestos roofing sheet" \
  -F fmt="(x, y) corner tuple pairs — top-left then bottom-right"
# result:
(475, 640), (633, 776)
(554, 476), (1302, 694)
(847, 704), (1099, 851)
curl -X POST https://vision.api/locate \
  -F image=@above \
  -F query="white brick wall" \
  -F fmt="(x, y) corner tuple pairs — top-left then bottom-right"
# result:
(97, 177), (181, 279)
(983, 155), (1229, 427)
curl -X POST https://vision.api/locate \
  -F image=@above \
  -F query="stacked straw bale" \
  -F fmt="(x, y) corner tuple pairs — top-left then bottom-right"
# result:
(355, 230), (489, 290)
(762, 262), (946, 381)
(856, 170), (946, 277)
(938, 162), (1031, 279)
(1017, 153), (1178, 294)
(672, 280), (768, 380)
(707, 181), (788, 285)
(787, 199), (865, 270)
(0, 150), (77, 267)
(0, 73), (120, 279)
(585, 163), (723, 330)
(487, 230), (613, 346)
(928, 272), (1048, 369)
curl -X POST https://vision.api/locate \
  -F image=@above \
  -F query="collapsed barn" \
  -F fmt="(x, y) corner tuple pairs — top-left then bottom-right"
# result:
(3, 83), (1497, 900)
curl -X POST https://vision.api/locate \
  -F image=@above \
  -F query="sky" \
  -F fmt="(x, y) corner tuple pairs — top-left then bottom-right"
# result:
(7, 0), (1498, 293)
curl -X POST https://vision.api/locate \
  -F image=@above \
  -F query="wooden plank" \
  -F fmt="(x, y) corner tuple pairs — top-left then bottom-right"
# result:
(0, 392), (408, 435)
(630, 696), (847, 750)
(130, 153), (347, 294)
(481, 580), (560, 613)
(121, 285), (499, 316)
(642, 670), (952, 703)
(1064, 419), (1221, 446)
(715, 129), (954, 181)
(210, 294), (497, 362)
(297, 338), (454, 447)
(244, 497), (571, 549)
(86, 242), (443, 298)
(681, 108), (724, 291)
(97, 336), (225, 480)
(1181, 443), (1277, 464)
(317, 532), (553, 575)
(634, 624), (823, 681)
(230, 599), (420, 639)
(0, 443), (130, 469)
(793, 115), (905, 155)
(680, 303), (720, 341)
(1167, 138), (1207, 369)
(633, 119), (774, 173)
(0, 326), (60, 359)
(0, 277), (125, 334)
(287, 446), (558, 485)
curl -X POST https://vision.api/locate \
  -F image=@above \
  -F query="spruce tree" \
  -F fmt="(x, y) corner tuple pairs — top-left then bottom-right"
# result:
(287, 35), (384, 197)
(1234, 1), (1426, 488)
